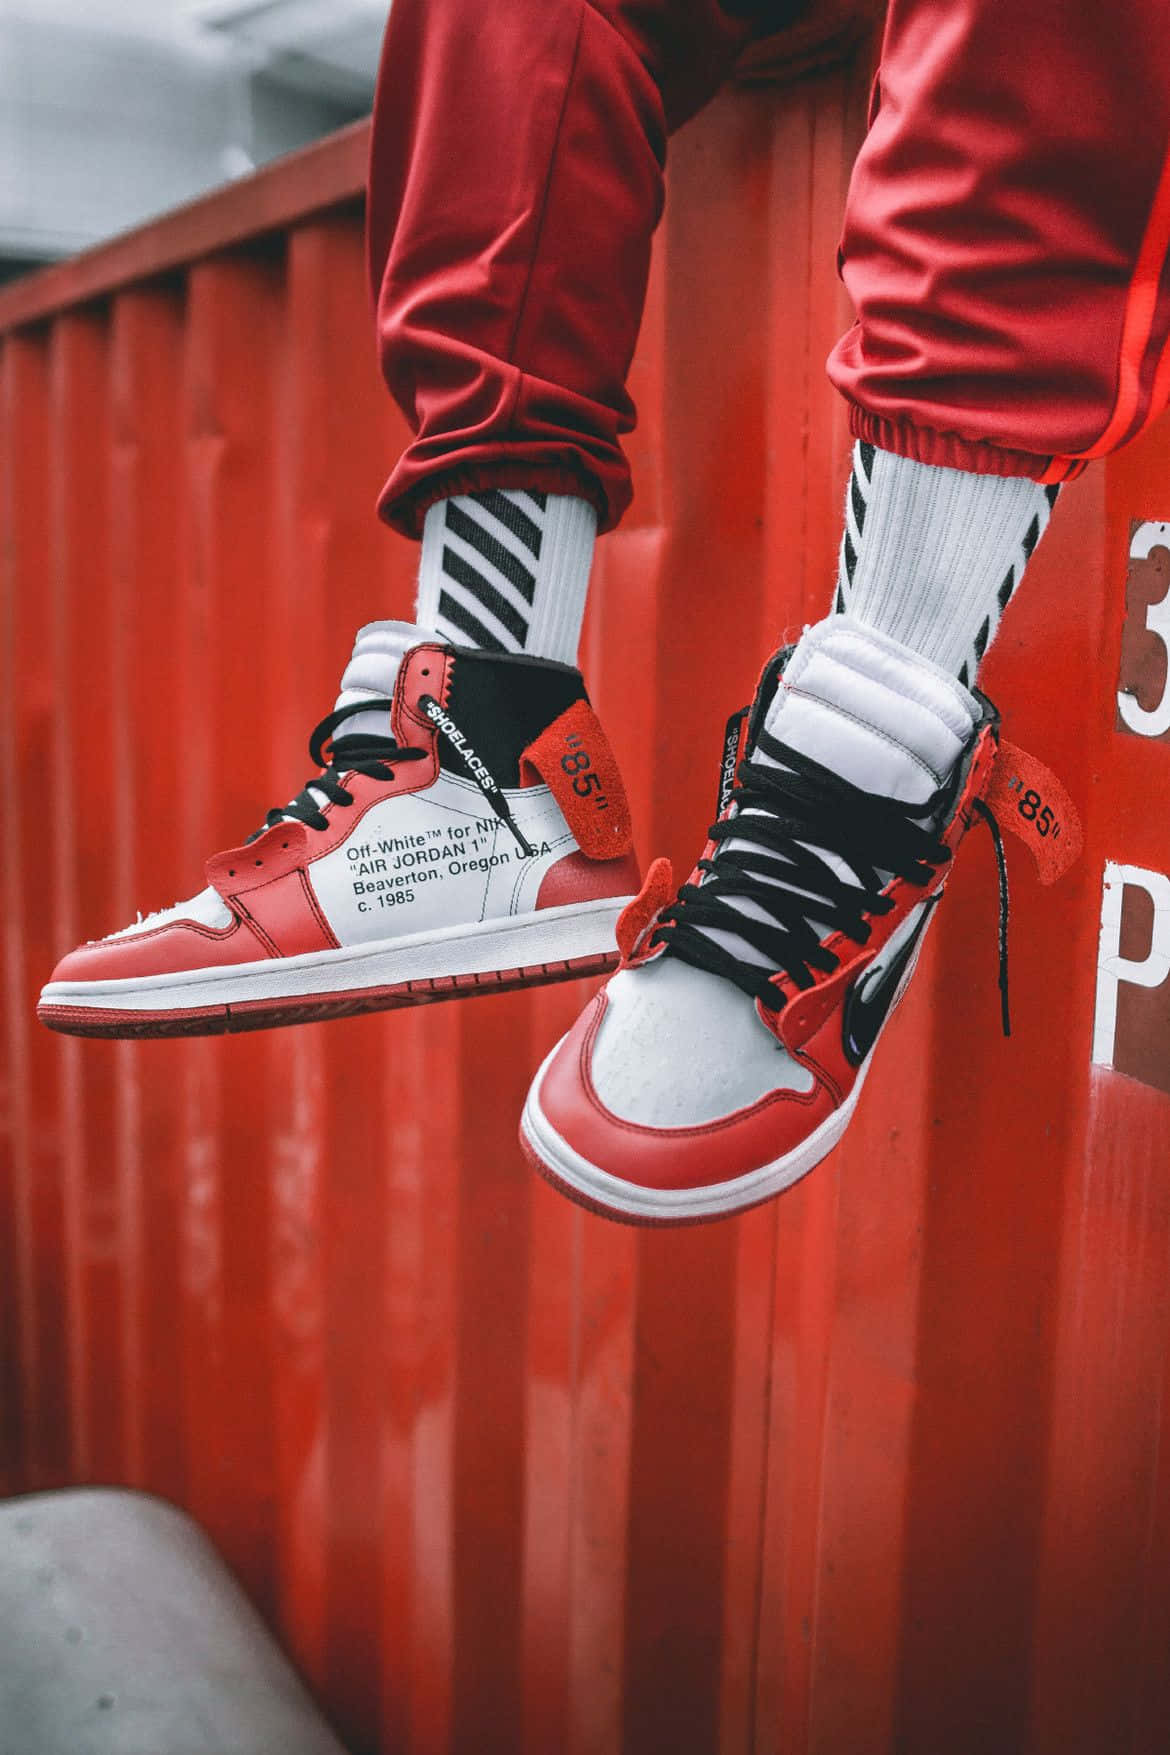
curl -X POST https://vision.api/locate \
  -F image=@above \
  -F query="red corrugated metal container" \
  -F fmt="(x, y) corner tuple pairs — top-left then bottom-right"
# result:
(3, 39), (1170, 1755)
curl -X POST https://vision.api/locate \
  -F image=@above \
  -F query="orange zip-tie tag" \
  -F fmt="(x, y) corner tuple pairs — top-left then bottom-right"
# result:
(521, 699), (633, 861)
(984, 740), (1083, 884)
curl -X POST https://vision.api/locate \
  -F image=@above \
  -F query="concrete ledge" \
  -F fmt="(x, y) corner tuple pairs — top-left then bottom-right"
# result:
(0, 1490), (347, 1755)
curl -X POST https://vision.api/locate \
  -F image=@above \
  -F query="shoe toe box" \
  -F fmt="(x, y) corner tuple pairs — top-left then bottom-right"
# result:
(589, 961), (813, 1127)
(43, 888), (256, 990)
(528, 967), (837, 1201)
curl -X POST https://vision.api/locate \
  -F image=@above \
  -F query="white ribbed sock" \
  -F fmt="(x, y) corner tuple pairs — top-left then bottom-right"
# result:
(835, 442), (1059, 687)
(417, 489), (595, 666)
(332, 619), (436, 740)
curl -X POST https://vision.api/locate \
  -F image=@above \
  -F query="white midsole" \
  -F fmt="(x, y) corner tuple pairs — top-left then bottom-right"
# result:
(39, 898), (631, 1014)
(521, 1039), (872, 1222)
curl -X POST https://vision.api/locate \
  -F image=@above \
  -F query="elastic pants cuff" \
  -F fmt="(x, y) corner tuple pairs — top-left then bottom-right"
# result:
(847, 406), (1090, 486)
(379, 458), (617, 541)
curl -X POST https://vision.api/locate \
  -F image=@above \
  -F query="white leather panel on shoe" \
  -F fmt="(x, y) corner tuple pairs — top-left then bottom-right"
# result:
(589, 959), (814, 1128)
(101, 886), (234, 941)
(331, 619), (437, 743)
(307, 772), (575, 945)
(772, 618), (978, 805)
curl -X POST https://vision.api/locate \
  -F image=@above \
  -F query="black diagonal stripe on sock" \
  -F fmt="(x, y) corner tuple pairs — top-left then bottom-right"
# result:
(958, 660), (970, 688)
(997, 566), (1016, 611)
(470, 488), (543, 557)
(525, 490), (548, 510)
(1044, 483), (1061, 508)
(973, 614), (991, 661)
(1020, 513), (1042, 561)
(850, 468), (867, 533)
(835, 584), (846, 614)
(446, 501), (537, 603)
(843, 529), (857, 583)
(442, 548), (529, 645)
(857, 441), (876, 482)
(437, 588), (509, 653)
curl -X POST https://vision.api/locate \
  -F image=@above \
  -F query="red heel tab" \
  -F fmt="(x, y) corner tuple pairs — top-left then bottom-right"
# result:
(985, 741), (1082, 883)
(521, 699), (633, 860)
(617, 857), (674, 962)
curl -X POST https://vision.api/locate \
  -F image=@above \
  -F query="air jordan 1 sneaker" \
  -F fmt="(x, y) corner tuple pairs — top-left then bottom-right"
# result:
(39, 622), (639, 1036)
(520, 617), (1079, 1224)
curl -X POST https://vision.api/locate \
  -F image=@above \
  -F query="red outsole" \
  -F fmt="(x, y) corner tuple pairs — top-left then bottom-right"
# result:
(37, 949), (619, 1040)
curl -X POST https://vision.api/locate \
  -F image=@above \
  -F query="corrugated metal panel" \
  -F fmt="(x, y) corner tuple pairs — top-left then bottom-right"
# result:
(2, 62), (1170, 1755)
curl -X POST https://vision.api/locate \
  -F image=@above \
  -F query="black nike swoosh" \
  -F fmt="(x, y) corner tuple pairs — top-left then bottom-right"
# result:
(841, 898), (938, 1069)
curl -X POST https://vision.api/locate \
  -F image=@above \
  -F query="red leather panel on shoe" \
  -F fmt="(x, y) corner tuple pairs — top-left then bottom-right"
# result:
(772, 956), (857, 1062)
(49, 917), (266, 983)
(520, 699), (633, 860)
(951, 725), (998, 841)
(537, 993), (833, 1193)
(616, 857), (674, 961)
(205, 825), (338, 957)
(777, 976), (855, 1105)
(768, 867), (937, 1044)
(197, 650), (450, 909)
(206, 821), (312, 896)
(394, 644), (451, 766)
(536, 849), (641, 910)
(233, 870), (339, 957)
(293, 645), (448, 862)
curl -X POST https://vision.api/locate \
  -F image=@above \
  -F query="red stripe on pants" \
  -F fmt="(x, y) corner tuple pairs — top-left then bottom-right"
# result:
(368, 0), (1170, 534)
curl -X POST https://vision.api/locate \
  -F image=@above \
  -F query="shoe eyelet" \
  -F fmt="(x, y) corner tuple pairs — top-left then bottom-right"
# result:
(421, 667), (430, 676)
(228, 868), (235, 877)
(282, 841), (289, 850)
(255, 859), (262, 867)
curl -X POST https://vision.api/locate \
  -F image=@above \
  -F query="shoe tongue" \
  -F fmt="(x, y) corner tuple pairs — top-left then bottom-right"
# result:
(689, 620), (979, 984)
(333, 619), (438, 740)
(762, 616), (978, 807)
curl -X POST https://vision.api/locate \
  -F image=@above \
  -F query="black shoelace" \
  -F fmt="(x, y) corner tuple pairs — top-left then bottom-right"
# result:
(417, 693), (536, 856)
(654, 724), (1014, 1034)
(970, 795), (1012, 1036)
(652, 727), (955, 1009)
(254, 697), (427, 839)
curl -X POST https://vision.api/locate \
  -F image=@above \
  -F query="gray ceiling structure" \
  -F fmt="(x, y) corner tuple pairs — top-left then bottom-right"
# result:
(0, 0), (390, 272)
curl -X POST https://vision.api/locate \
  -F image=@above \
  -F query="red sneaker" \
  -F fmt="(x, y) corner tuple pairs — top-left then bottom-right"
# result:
(521, 619), (1079, 1225)
(39, 623), (638, 1037)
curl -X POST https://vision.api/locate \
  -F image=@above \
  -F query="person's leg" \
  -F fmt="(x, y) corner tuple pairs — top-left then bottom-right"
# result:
(366, 0), (754, 663)
(523, 0), (1159, 1222)
(415, 490), (596, 665)
(832, 443), (1060, 687)
(822, 0), (1170, 688)
(42, 0), (760, 1039)
(833, 0), (1170, 485)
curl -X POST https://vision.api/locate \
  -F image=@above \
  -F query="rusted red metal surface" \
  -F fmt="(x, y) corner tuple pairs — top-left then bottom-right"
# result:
(3, 55), (1170, 1755)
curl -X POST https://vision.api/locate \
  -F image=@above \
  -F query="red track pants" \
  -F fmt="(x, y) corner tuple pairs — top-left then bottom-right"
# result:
(367, 0), (1170, 538)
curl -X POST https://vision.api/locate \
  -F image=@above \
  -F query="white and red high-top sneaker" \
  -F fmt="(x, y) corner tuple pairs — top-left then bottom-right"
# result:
(520, 618), (1079, 1225)
(39, 622), (639, 1037)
